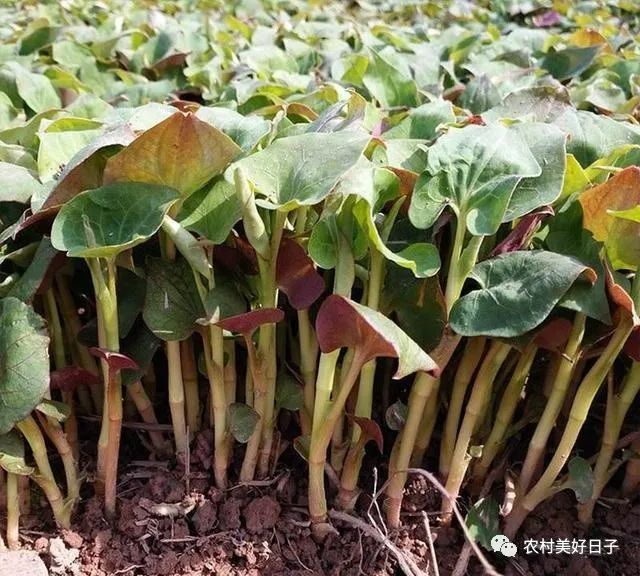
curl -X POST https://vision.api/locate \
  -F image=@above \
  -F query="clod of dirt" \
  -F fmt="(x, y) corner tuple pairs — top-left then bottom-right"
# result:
(567, 557), (600, 576)
(147, 472), (184, 503)
(61, 530), (83, 549)
(0, 551), (48, 576)
(192, 500), (218, 535)
(243, 496), (281, 533)
(219, 497), (242, 530)
(49, 536), (80, 575)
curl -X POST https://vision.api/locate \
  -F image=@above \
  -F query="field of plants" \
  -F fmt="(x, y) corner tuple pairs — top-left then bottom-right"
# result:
(1, 0), (640, 574)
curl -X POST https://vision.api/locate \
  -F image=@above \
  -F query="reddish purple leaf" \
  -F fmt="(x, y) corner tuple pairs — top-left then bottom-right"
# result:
(316, 295), (439, 378)
(624, 329), (640, 362)
(89, 348), (139, 372)
(276, 237), (324, 310)
(492, 207), (554, 256)
(347, 414), (383, 452)
(213, 236), (259, 275)
(533, 10), (561, 27)
(215, 308), (285, 336)
(534, 318), (573, 351)
(50, 366), (101, 391)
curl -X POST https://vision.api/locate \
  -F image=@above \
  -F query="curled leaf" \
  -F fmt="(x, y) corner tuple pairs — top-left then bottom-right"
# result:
(214, 308), (285, 336)
(316, 295), (439, 378)
(276, 237), (324, 310)
(50, 366), (101, 391)
(89, 348), (139, 372)
(346, 414), (383, 452)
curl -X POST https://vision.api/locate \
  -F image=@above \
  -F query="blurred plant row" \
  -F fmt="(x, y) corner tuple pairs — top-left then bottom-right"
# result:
(2, 0), (640, 555)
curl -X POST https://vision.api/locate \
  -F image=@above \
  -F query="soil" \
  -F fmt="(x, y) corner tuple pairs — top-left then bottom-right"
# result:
(6, 431), (640, 576)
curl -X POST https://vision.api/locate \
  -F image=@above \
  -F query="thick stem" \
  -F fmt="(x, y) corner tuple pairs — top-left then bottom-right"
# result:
(622, 436), (640, 496)
(410, 377), (441, 467)
(167, 341), (188, 459)
(299, 308), (318, 436)
(202, 327), (227, 487)
(181, 338), (201, 436)
(385, 332), (461, 528)
(6, 473), (19, 549)
(309, 350), (367, 526)
(473, 344), (538, 487)
(440, 338), (486, 478)
(257, 211), (286, 477)
(38, 414), (80, 509)
(89, 258), (122, 520)
(518, 314), (586, 494)
(127, 380), (167, 452)
(337, 435), (367, 510)
(578, 363), (640, 523)
(16, 416), (69, 528)
(441, 341), (512, 521)
(506, 318), (634, 538)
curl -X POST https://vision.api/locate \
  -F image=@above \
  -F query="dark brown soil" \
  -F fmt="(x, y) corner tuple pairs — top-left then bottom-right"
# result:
(6, 439), (640, 576)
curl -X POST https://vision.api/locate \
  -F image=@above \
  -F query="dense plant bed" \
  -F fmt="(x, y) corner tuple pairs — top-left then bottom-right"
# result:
(2, 0), (640, 574)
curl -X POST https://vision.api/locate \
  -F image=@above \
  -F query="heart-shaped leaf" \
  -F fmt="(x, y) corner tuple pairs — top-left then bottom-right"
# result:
(214, 308), (285, 336)
(5, 62), (61, 112)
(201, 283), (248, 325)
(0, 431), (34, 476)
(143, 257), (205, 341)
(120, 324), (161, 387)
(196, 107), (271, 152)
(104, 111), (241, 198)
(0, 162), (44, 204)
(228, 403), (260, 444)
(363, 47), (418, 109)
(232, 130), (370, 211)
(316, 295), (439, 378)
(51, 182), (179, 258)
(542, 46), (600, 81)
(579, 166), (640, 271)
(276, 237), (324, 310)
(347, 414), (383, 452)
(450, 251), (596, 338)
(50, 366), (101, 392)
(383, 100), (455, 140)
(409, 123), (541, 236)
(0, 297), (50, 435)
(505, 123), (566, 222)
(567, 456), (594, 503)
(275, 371), (304, 412)
(178, 179), (241, 245)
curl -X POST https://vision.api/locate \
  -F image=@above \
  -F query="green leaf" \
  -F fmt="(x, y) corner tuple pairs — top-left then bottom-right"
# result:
(0, 431), (34, 475)
(275, 372), (304, 412)
(545, 199), (611, 324)
(35, 399), (70, 422)
(7, 238), (59, 304)
(143, 257), (205, 341)
(542, 46), (600, 81)
(120, 324), (162, 388)
(196, 107), (271, 152)
(0, 162), (44, 204)
(203, 283), (247, 323)
(459, 75), (501, 114)
(505, 123), (567, 222)
(5, 62), (62, 112)
(363, 47), (418, 108)
(384, 100), (455, 140)
(409, 123), (541, 236)
(178, 179), (241, 245)
(466, 497), (500, 550)
(0, 298), (50, 435)
(567, 457), (594, 504)
(353, 198), (440, 278)
(232, 130), (370, 211)
(450, 251), (595, 338)
(555, 110), (640, 167)
(228, 403), (260, 444)
(51, 183), (179, 258)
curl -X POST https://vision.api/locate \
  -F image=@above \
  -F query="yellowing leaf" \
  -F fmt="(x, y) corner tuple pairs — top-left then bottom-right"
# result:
(104, 111), (241, 198)
(579, 166), (640, 270)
